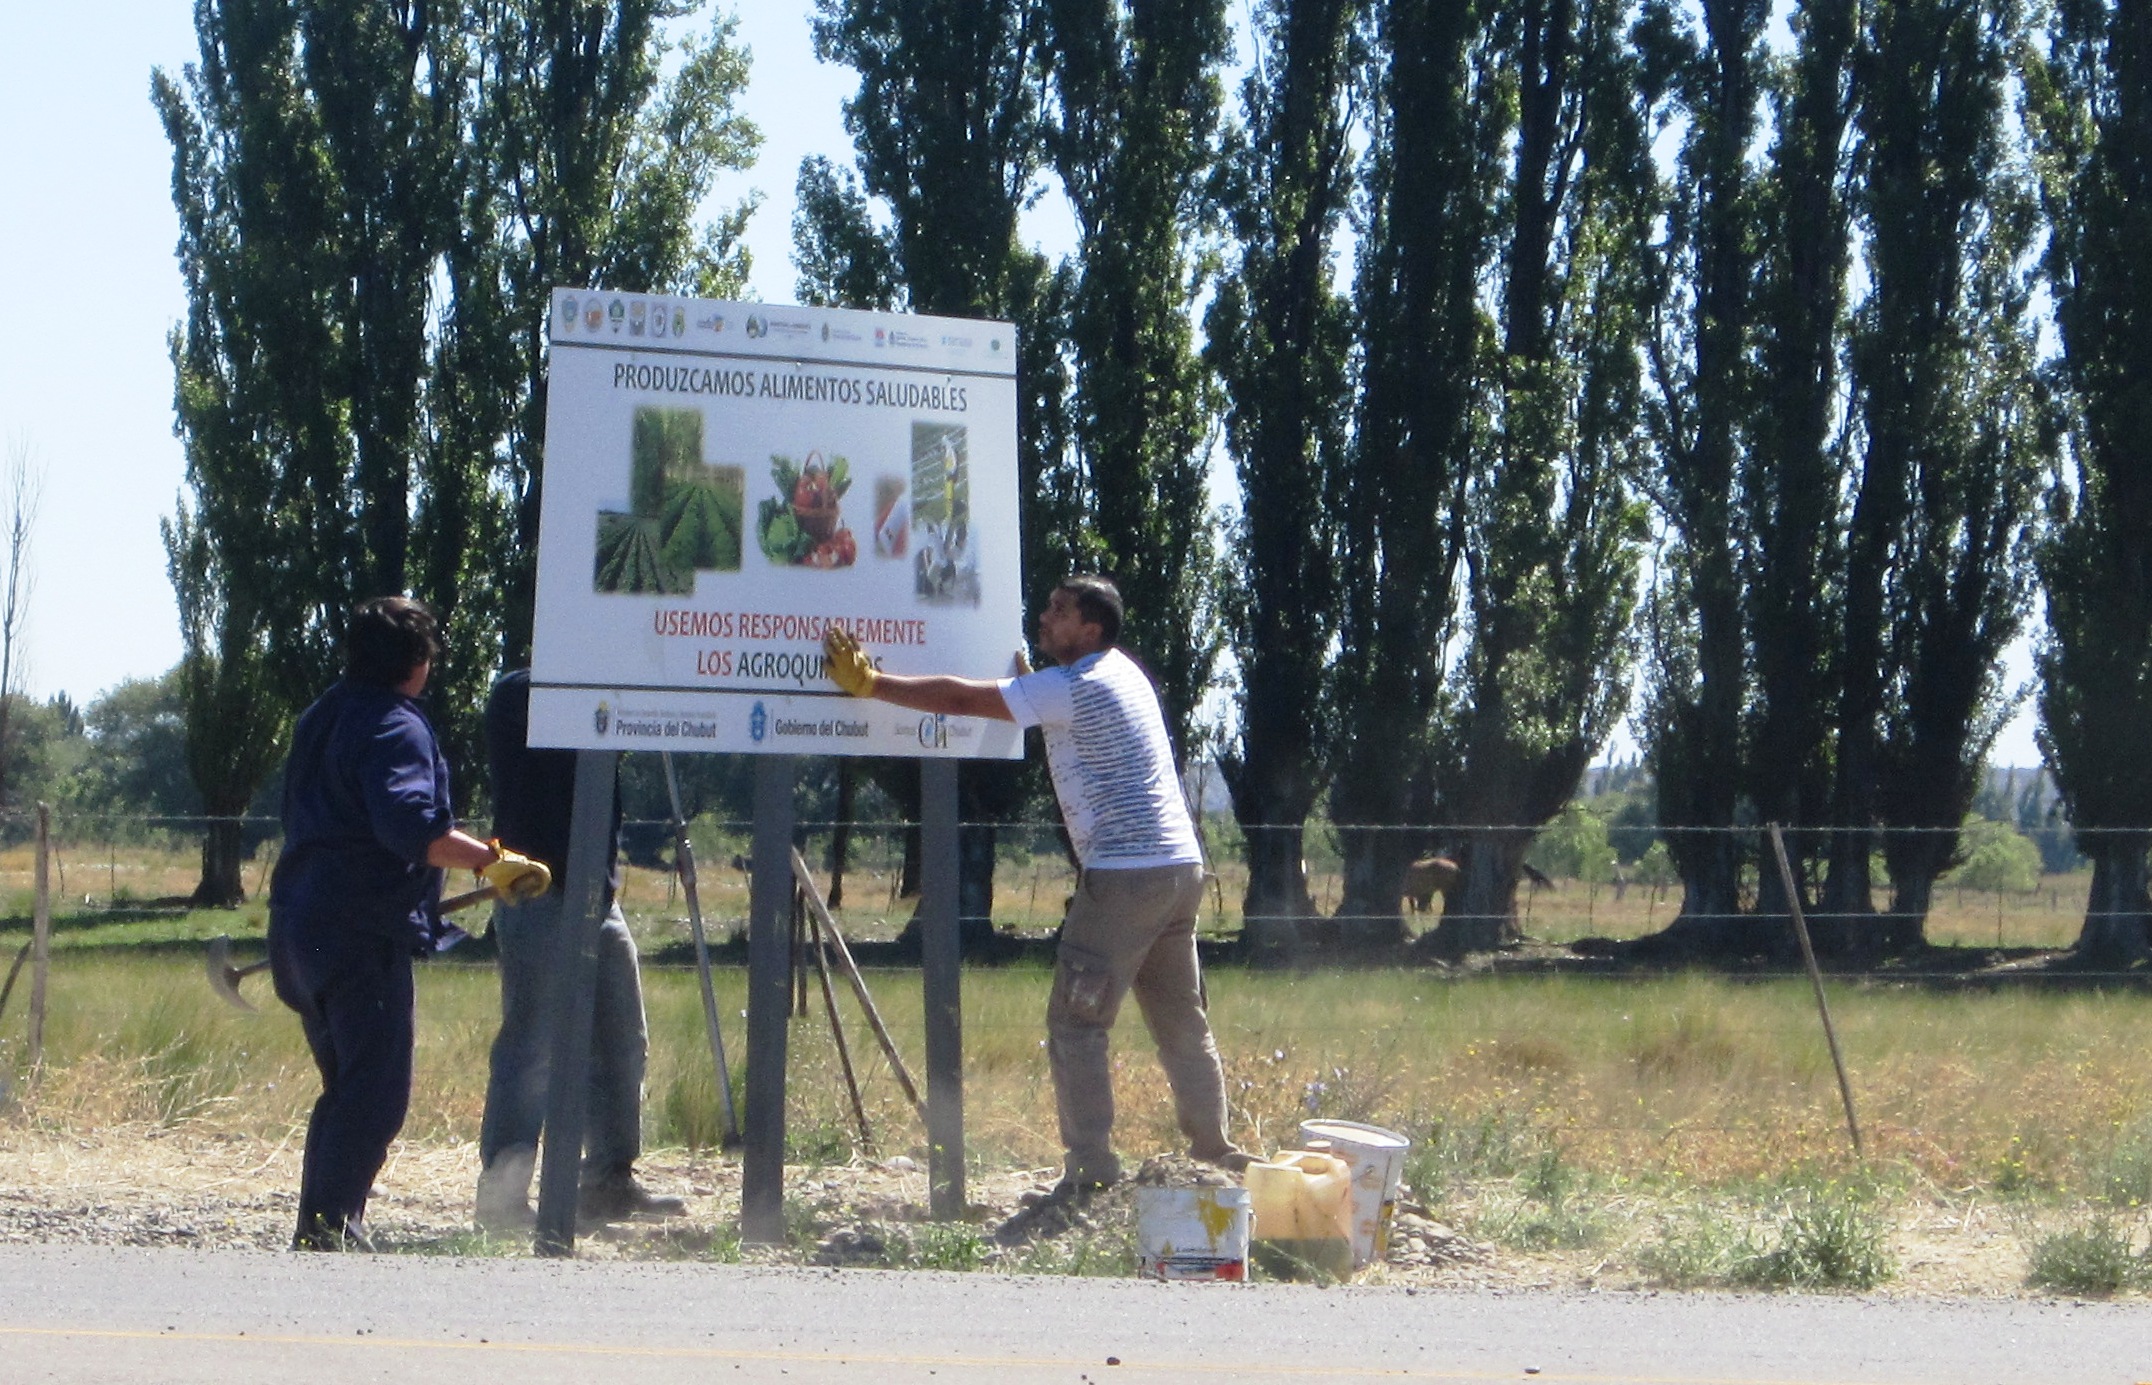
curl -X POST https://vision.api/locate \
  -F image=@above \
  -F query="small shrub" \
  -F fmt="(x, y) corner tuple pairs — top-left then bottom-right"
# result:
(124, 995), (244, 1125)
(2100, 1120), (2152, 1209)
(1470, 1148), (1606, 1251)
(886, 1222), (988, 1271)
(1735, 1187), (1892, 1290)
(1637, 1208), (1757, 1287)
(2026, 1214), (2145, 1295)
(655, 1070), (728, 1152)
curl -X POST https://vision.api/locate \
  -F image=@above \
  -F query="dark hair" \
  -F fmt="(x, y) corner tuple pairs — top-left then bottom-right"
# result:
(346, 596), (441, 687)
(1057, 575), (1123, 646)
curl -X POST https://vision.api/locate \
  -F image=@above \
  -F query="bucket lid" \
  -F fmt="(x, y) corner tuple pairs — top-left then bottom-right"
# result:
(1298, 1119), (1409, 1149)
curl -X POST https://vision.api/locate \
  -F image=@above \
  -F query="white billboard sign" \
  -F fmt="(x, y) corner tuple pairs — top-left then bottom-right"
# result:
(527, 290), (1024, 758)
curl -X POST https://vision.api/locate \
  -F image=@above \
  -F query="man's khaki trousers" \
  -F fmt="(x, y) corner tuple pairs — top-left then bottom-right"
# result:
(1047, 862), (1237, 1186)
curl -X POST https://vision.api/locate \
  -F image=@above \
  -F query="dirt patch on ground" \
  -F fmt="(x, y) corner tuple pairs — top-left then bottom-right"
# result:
(0, 1122), (2101, 1299)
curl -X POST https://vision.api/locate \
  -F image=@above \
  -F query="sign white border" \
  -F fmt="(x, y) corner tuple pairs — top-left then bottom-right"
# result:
(527, 290), (1024, 758)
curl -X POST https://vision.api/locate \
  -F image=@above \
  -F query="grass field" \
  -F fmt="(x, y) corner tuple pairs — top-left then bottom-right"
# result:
(0, 823), (2104, 952)
(1, 835), (2145, 1292)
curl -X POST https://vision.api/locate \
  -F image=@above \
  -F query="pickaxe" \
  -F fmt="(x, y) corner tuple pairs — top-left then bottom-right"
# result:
(206, 881), (505, 1012)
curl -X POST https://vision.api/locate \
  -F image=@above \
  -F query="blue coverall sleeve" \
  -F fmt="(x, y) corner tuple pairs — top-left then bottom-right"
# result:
(360, 707), (451, 864)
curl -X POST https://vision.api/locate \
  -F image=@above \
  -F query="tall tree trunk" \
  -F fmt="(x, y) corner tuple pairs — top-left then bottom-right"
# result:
(192, 815), (249, 908)
(2076, 834), (2152, 966)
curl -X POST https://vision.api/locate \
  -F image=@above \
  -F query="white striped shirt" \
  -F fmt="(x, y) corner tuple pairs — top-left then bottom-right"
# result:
(998, 648), (1201, 870)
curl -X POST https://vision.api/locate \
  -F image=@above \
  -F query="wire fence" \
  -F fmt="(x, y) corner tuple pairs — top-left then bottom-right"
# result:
(0, 811), (2135, 960)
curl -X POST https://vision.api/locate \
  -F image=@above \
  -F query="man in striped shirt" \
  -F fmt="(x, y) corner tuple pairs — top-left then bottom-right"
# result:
(825, 577), (1247, 1196)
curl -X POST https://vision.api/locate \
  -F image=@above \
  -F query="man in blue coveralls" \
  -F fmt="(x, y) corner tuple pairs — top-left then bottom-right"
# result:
(269, 596), (550, 1251)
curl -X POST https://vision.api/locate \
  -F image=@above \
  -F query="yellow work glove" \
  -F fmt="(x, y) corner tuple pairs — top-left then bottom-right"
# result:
(481, 840), (552, 902)
(823, 627), (880, 697)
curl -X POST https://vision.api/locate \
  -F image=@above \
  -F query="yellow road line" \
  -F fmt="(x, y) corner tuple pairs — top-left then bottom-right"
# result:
(0, 1325), (1922, 1384)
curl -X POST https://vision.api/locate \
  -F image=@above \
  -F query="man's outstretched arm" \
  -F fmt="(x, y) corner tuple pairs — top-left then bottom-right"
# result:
(824, 628), (1015, 722)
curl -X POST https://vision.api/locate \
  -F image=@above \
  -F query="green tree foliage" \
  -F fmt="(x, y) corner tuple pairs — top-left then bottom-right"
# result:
(157, 0), (758, 885)
(433, 0), (759, 735)
(1860, 0), (2047, 938)
(65, 673), (199, 822)
(1429, 0), (1654, 954)
(163, 507), (290, 904)
(1043, 0), (1231, 763)
(812, 0), (1061, 943)
(1741, 0), (1856, 915)
(1330, 0), (1507, 945)
(1634, 0), (1769, 946)
(1947, 816), (2042, 895)
(2026, 0), (2152, 964)
(1205, 0), (1360, 956)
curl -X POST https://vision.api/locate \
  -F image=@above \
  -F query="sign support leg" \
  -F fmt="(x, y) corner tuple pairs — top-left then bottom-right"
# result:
(922, 759), (965, 1219)
(534, 750), (619, 1256)
(741, 754), (797, 1243)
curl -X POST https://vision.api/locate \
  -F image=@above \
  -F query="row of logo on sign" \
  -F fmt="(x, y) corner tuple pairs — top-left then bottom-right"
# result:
(557, 295), (1004, 356)
(591, 699), (965, 749)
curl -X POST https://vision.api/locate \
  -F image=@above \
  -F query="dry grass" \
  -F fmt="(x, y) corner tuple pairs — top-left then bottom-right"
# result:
(4, 946), (2150, 1289)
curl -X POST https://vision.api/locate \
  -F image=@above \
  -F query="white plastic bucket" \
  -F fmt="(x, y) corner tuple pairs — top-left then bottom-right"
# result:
(1298, 1119), (1412, 1270)
(1135, 1185), (1251, 1282)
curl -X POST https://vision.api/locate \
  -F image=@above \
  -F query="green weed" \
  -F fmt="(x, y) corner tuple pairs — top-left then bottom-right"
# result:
(2099, 1120), (2152, 1209)
(1734, 1186), (1893, 1290)
(1637, 1207), (1758, 1287)
(2025, 1214), (2146, 1295)
(885, 1222), (988, 1271)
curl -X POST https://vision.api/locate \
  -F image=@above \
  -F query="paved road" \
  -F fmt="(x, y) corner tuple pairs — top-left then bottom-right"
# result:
(0, 1245), (2144, 1384)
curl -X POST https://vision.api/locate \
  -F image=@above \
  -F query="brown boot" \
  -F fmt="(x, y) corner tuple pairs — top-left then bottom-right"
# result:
(578, 1167), (687, 1223)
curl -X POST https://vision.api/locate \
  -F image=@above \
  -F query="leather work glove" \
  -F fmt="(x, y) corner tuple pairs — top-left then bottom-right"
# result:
(823, 627), (880, 697)
(481, 841), (553, 902)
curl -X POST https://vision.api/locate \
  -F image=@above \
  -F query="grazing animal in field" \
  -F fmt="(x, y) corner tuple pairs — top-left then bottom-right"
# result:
(1405, 855), (1555, 911)
(1404, 856), (1459, 912)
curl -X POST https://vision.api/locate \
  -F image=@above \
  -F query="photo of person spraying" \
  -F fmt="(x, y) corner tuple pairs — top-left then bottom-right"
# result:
(823, 576), (1248, 1199)
(268, 597), (550, 1251)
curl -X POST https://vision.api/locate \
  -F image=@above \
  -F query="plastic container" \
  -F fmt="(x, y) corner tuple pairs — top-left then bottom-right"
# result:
(1135, 1185), (1251, 1282)
(1298, 1119), (1412, 1270)
(1245, 1150), (1354, 1280)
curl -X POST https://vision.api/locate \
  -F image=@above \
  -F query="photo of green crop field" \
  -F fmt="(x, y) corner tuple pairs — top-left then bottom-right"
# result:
(594, 407), (744, 594)
(1, 828), (2146, 1294)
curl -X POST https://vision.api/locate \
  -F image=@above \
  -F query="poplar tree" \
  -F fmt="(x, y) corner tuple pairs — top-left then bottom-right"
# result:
(1429, 0), (1653, 954)
(2026, 0), (2152, 964)
(157, 0), (757, 898)
(1330, 0), (1505, 947)
(1633, 0), (1768, 952)
(1043, 0), (1231, 763)
(1855, 0), (2045, 945)
(1205, 0), (1360, 958)
(813, 0), (1055, 942)
(1741, 0), (1856, 921)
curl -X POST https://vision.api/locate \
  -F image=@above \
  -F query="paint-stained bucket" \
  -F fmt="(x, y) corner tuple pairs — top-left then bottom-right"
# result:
(1298, 1119), (1412, 1270)
(1135, 1185), (1251, 1282)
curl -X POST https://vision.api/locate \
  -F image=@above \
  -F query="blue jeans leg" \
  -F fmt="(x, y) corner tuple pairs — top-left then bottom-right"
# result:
(479, 896), (648, 1180)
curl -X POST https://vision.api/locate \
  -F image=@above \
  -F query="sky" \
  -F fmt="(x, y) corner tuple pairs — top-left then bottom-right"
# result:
(0, 1), (2045, 767)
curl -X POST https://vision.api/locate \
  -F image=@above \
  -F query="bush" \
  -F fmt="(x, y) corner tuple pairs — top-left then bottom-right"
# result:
(1734, 1186), (1893, 1290)
(2026, 1214), (2145, 1295)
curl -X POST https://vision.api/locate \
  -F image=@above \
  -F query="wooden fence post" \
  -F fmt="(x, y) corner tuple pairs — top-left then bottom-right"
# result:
(28, 803), (52, 1072)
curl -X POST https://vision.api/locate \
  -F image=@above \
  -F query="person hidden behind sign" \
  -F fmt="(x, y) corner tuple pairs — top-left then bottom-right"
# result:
(823, 576), (1250, 1204)
(474, 669), (689, 1233)
(269, 597), (550, 1251)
